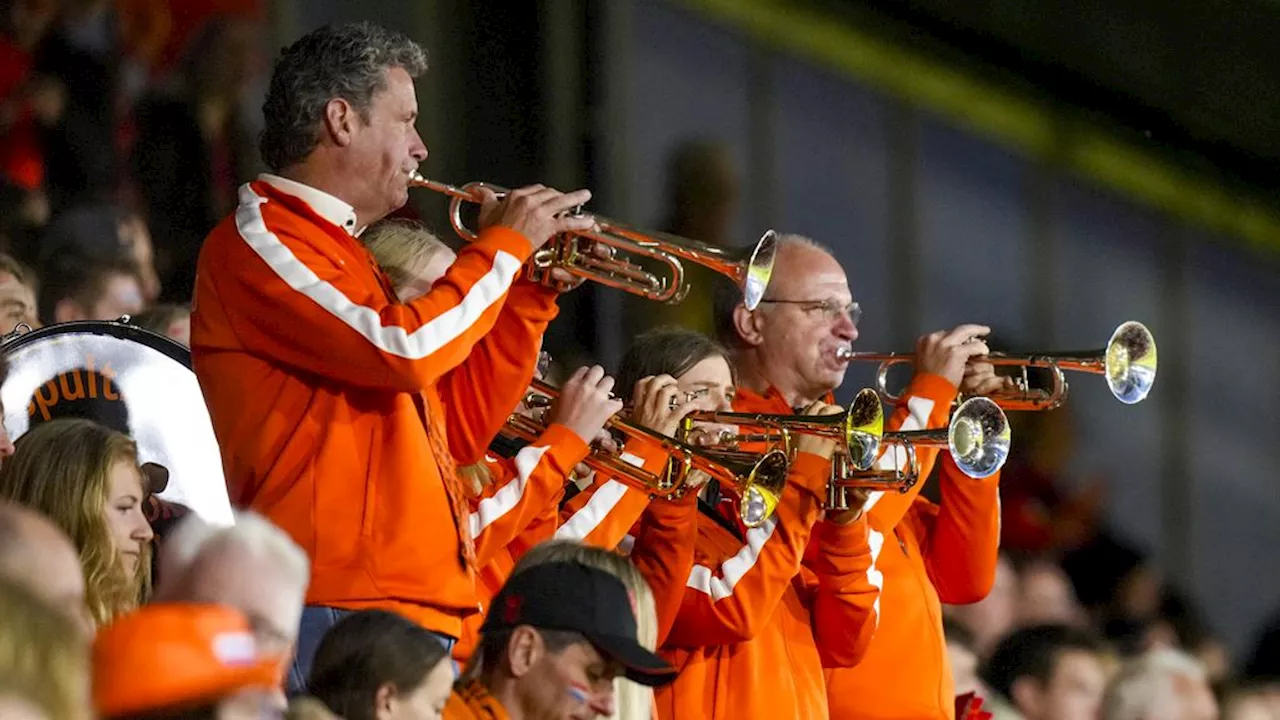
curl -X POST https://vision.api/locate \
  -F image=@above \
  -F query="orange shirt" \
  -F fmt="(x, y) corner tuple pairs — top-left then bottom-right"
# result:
(824, 458), (1001, 720)
(192, 180), (553, 637)
(655, 376), (957, 717)
(452, 424), (589, 665)
(653, 449), (879, 720)
(761, 375), (1002, 720)
(443, 679), (511, 720)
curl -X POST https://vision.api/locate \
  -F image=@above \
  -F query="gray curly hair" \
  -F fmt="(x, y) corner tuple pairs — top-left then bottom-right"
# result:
(259, 22), (429, 171)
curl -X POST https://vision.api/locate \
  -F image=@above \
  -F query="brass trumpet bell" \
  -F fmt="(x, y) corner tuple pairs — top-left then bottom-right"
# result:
(885, 396), (1010, 478)
(707, 449), (791, 528)
(1101, 320), (1158, 405)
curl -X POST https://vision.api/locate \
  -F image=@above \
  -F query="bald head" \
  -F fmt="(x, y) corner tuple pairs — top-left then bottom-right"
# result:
(720, 234), (858, 406)
(0, 504), (91, 635)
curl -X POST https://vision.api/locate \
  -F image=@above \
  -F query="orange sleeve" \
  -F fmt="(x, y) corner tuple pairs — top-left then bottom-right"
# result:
(799, 515), (881, 667)
(470, 424), (589, 567)
(555, 436), (671, 548)
(863, 372), (959, 533)
(917, 452), (1003, 605)
(507, 503), (560, 558)
(662, 452), (829, 648)
(211, 194), (534, 391)
(627, 490), (700, 645)
(439, 278), (560, 464)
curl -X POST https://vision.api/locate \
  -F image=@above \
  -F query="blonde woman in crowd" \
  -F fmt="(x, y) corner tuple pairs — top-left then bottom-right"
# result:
(0, 418), (156, 627)
(0, 575), (92, 720)
(505, 539), (660, 720)
(362, 218), (458, 303)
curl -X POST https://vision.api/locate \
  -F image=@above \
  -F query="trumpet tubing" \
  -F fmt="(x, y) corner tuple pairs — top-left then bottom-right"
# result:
(408, 172), (777, 311)
(504, 379), (791, 528)
(682, 388), (886, 471)
(847, 321), (1158, 411)
(826, 443), (920, 511)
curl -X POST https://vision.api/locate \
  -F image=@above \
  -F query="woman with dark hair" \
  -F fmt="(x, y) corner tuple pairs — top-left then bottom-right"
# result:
(557, 326), (752, 554)
(308, 610), (454, 720)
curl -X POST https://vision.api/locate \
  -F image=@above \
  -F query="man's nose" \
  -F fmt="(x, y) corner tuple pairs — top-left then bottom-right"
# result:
(832, 312), (858, 342)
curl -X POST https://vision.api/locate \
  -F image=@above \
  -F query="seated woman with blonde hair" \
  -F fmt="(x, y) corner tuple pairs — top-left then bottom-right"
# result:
(0, 418), (156, 628)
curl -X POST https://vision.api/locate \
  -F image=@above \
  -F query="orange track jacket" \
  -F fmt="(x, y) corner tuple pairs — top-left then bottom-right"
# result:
(760, 375), (1002, 720)
(191, 180), (553, 638)
(452, 424), (589, 665)
(653, 443), (879, 720)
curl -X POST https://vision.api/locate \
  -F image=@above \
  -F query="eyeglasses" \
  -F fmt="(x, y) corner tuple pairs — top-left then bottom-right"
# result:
(756, 298), (862, 326)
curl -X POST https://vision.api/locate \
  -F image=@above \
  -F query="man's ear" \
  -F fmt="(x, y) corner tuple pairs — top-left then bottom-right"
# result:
(373, 682), (397, 720)
(323, 97), (358, 147)
(732, 304), (765, 347)
(507, 626), (542, 678)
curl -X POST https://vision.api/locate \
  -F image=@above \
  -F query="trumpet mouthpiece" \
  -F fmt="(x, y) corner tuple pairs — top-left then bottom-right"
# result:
(835, 346), (853, 361)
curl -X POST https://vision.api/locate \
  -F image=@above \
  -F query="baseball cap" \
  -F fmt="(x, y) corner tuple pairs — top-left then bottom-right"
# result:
(480, 561), (678, 687)
(93, 603), (285, 718)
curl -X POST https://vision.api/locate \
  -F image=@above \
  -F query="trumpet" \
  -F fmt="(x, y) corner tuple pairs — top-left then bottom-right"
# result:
(503, 379), (790, 528)
(826, 443), (920, 510)
(409, 173), (778, 311)
(680, 388), (886, 472)
(844, 321), (1158, 411)
(888, 396), (1011, 478)
(826, 396), (1009, 511)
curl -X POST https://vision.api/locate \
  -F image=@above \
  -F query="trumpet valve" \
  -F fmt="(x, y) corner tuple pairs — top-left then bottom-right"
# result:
(827, 483), (849, 511)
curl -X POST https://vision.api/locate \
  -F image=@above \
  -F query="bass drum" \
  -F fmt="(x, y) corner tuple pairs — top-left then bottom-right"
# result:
(0, 320), (233, 527)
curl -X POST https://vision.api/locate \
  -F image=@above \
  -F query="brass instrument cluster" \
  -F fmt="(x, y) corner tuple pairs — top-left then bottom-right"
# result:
(410, 173), (1158, 528)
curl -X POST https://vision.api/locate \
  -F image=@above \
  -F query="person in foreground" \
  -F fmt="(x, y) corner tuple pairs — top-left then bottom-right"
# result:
(446, 560), (678, 720)
(189, 19), (597, 685)
(92, 603), (286, 720)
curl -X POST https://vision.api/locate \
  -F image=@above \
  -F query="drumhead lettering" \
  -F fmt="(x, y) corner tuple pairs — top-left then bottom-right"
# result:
(26, 355), (125, 427)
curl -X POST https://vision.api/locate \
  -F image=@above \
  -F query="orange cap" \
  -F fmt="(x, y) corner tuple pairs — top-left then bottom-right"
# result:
(93, 604), (285, 717)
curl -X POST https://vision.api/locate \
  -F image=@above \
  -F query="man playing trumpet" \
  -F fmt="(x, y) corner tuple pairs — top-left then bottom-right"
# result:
(190, 21), (599, 691)
(712, 234), (1010, 719)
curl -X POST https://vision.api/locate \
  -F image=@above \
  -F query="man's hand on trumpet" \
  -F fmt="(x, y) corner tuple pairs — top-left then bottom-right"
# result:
(475, 184), (597, 252)
(827, 488), (870, 526)
(960, 358), (1020, 397)
(475, 184), (608, 292)
(794, 401), (843, 460)
(914, 324), (993, 389)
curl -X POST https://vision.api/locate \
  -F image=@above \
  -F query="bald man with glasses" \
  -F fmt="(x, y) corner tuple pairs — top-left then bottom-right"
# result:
(711, 233), (1012, 719)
